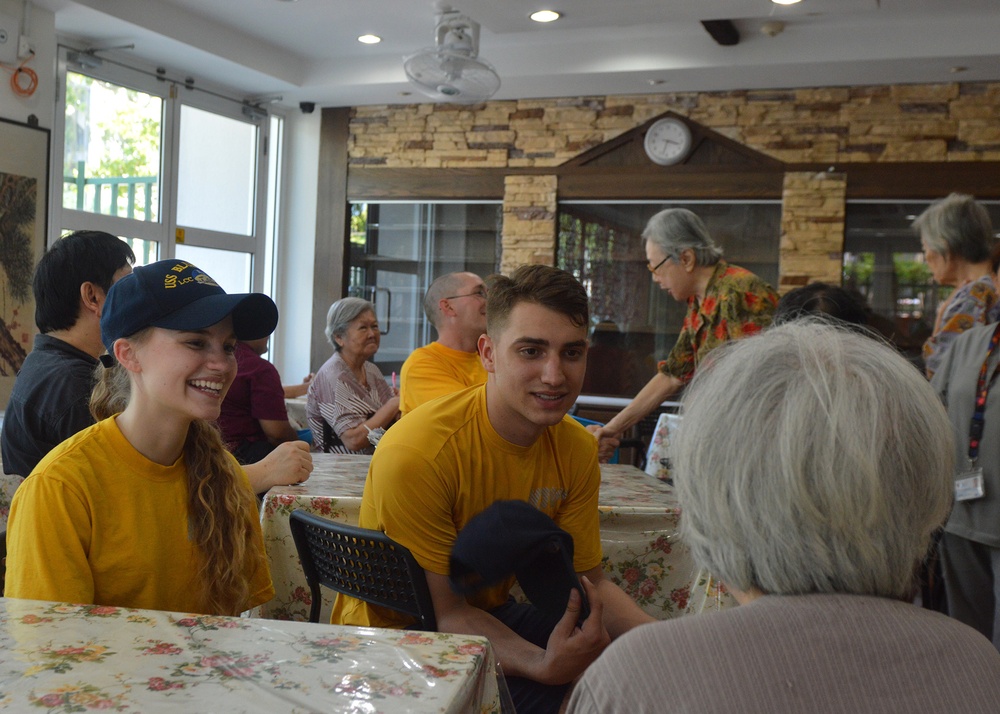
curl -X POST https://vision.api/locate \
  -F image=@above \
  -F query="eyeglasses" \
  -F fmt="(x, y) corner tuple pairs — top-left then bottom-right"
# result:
(647, 255), (671, 273)
(444, 287), (488, 300)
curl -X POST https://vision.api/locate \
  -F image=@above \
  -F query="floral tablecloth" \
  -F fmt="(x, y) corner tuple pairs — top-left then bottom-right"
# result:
(260, 454), (734, 622)
(0, 597), (500, 713)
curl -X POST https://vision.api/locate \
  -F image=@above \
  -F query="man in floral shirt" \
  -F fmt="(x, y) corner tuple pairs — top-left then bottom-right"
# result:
(595, 209), (777, 452)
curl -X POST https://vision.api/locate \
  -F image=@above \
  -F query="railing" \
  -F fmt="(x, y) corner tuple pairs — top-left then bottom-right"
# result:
(63, 161), (157, 220)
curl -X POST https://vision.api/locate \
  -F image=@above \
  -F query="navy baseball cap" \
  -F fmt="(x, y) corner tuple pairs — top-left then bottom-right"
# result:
(450, 500), (590, 625)
(101, 259), (278, 352)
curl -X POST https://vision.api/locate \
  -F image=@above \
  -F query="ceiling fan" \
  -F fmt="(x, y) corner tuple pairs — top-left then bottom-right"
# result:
(403, 5), (501, 104)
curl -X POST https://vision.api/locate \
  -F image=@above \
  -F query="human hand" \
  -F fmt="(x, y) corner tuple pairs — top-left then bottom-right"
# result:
(586, 425), (620, 464)
(536, 577), (610, 685)
(302, 372), (314, 386)
(263, 440), (313, 487)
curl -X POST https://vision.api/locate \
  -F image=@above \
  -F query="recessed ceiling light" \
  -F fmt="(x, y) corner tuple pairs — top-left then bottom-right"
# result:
(771, 0), (802, 5)
(530, 10), (561, 23)
(950, 66), (968, 73)
(358, 34), (381, 44)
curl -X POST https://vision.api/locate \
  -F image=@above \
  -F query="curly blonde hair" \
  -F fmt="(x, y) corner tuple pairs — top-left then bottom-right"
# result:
(91, 333), (259, 615)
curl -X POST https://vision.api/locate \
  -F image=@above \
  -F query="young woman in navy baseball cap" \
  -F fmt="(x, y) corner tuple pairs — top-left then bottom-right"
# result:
(5, 260), (279, 615)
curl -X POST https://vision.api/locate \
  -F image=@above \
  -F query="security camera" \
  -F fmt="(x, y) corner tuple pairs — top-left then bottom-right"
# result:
(760, 21), (785, 38)
(300, 102), (316, 114)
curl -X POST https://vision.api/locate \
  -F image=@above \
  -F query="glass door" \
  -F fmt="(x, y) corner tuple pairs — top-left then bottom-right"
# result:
(171, 100), (268, 293)
(53, 47), (273, 292)
(347, 202), (500, 374)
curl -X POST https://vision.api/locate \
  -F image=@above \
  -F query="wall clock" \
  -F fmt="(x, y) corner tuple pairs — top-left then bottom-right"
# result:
(643, 117), (693, 166)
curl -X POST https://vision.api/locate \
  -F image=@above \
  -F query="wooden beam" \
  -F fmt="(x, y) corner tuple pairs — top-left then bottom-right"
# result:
(347, 168), (505, 200)
(311, 107), (351, 372)
(558, 166), (785, 199)
(785, 162), (1000, 199)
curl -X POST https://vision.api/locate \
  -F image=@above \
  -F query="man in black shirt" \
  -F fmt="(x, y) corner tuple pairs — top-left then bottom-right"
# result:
(1, 232), (134, 475)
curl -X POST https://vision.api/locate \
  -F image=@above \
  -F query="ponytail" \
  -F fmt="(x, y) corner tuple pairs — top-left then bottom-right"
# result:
(185, 420), (258, 615)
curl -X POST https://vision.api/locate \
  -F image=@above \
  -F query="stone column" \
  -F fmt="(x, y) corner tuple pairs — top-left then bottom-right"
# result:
(779, 171), (848, 292)
(501, 175), (558, 273)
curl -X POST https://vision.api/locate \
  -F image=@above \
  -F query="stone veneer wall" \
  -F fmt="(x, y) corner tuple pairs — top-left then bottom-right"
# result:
(348, 83), (1000, 286)
(501, 176), (557, 273)
(780, 172), (848, 288)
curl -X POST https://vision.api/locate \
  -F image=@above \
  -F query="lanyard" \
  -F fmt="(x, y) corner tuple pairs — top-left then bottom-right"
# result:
(968, 322), (1000, 465)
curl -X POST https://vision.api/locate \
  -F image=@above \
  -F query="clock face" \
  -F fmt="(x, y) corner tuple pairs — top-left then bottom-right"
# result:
(644, 118), (692, 166)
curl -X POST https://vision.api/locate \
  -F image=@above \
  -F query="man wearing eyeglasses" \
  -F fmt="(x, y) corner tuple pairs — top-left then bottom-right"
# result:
(399, 271), (489, 415)
(593, 208), (778, 454)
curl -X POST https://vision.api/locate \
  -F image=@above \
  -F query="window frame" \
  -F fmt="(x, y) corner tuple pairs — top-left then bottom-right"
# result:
(51, 46), (273, 292)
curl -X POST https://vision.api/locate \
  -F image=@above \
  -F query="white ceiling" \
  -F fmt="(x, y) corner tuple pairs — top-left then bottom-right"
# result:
(34, 0), (1000, 110)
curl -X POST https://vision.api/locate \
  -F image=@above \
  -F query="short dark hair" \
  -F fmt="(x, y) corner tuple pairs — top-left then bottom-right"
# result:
(485, 265), (589, 336)
(774, 282), (871, 329)
(34, 231), (135, 333)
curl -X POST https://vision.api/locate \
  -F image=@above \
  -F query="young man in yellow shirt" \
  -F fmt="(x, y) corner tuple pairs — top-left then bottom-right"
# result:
(332, 265), (654, 714)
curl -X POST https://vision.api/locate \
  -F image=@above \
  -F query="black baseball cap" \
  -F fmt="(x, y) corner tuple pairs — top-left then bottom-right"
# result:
(450, 500), (590, 624)
(101, 259), (278, 352)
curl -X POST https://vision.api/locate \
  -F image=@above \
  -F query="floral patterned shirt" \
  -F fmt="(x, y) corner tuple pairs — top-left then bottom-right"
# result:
(923, 275), (1000, 379)
(658, 260), (778, 384)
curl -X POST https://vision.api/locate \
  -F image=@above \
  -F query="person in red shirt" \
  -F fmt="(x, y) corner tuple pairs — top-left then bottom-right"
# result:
(218, 337), (307, 464)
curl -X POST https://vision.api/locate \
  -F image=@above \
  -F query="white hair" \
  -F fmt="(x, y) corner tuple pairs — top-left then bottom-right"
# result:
(324, 297), (374, 350)
(642, 208), (723, 267)
(913, 192), (995, 263)
(672, 320), (954, 599)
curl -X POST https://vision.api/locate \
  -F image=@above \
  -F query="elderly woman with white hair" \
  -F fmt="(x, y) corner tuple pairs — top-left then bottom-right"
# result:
(306, 297), (399, 453)
(569, 321), (1000, 713)
(916, 193), (999, 379)
(594, 208), (777, 448)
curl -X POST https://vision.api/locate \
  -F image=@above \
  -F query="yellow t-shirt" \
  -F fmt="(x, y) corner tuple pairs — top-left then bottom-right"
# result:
(399, 341), (487, 415)
(330, 384), (602, 628)
(4, 417), (274, 614)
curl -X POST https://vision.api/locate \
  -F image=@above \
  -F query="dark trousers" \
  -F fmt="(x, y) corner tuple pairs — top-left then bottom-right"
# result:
(489, 598), (570, 714)
(940, 531), (1000, 650)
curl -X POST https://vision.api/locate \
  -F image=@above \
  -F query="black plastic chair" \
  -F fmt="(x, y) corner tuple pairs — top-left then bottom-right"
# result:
(289, 509), (437, 629)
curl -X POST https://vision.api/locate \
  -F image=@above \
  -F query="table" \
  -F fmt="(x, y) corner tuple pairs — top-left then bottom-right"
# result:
(261, 454), (734, 622)
(0, 597), (501, 713)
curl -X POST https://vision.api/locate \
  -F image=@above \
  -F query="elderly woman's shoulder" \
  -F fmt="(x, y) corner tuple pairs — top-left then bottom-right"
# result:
(576, 593), (1000, 713)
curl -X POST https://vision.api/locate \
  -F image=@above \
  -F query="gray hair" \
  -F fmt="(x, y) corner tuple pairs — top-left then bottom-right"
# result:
(672, 320), (953, 600)
(642, 208), (723, 267)
(913, 193), (995, 263)
(325, 297), (375, 350)
(422, 273), (465, 328)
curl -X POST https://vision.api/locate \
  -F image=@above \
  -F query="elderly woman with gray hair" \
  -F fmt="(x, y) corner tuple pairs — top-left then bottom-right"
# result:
(306, 297), (399, 453)
(595, 208), (777, 446)
(569, 321), (1000, 713)
(917, 193), (999, 379)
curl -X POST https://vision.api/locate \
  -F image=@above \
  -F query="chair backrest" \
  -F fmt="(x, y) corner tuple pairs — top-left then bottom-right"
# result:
(289, 509), (436, 629)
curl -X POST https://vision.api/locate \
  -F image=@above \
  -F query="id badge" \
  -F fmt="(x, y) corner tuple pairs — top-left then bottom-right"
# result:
(955, 468), (986, 502)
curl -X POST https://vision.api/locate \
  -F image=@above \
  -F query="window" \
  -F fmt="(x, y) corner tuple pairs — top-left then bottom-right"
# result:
(557, 201), (781, 398)
(842, 200), (1000, 366)
(54, 48), (275, 289)
(346, 202), (501, 373)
